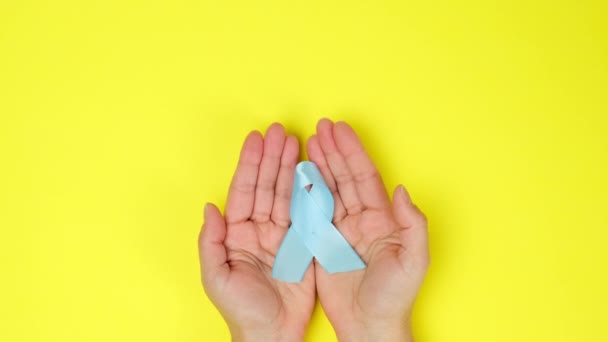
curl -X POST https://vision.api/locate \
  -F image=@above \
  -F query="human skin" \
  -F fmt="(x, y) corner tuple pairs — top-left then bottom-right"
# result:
(306, 119), (429, 341)
(198, 123), (315, 342)
(198, 120), (429, 342)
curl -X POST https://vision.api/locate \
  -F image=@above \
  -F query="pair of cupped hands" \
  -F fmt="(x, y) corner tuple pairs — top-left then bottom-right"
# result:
(199, 119), (429, 342)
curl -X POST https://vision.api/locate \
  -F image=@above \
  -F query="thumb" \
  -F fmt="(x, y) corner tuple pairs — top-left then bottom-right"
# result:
(198, 203), (229, 285)
(392, 185), (430, 268)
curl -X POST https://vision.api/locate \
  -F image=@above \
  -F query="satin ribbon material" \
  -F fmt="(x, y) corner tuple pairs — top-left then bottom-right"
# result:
(272, 161), (366, 282)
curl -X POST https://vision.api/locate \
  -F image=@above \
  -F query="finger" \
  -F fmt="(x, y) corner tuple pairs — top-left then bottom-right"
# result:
(392, 185), (429, 269)
(306, 134), (347, 221)
(252, 123), (286, 222)
(317, 118), (363, 215)
(225, 131), (264, 224)
(271, 135), (299, 227)
(199, 203), (229, 285)
(333, 121), (389, 209)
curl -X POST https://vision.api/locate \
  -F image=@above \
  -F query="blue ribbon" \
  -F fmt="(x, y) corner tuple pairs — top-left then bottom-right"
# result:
(272, 161), (366, 282)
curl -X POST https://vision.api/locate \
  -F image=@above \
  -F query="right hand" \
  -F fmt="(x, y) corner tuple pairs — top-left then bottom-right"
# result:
(199, 123), (316, 342)
(307, 119), (430, 341)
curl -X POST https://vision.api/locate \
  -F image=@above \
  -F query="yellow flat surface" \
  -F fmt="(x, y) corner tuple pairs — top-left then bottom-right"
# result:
(1, 1), (607, 341)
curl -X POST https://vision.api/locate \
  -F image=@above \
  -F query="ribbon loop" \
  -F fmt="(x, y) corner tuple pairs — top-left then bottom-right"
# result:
(272, 161), (366, 282)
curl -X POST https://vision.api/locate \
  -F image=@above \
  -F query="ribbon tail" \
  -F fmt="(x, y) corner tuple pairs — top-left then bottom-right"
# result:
(271, 224), (314, 282)
(305, 220), (366, 274)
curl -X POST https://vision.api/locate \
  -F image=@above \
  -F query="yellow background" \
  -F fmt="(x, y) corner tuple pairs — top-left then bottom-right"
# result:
(1, 1), (607, 341)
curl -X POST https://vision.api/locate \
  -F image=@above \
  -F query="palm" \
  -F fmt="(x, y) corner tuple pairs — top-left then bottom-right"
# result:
(220, 219), (315, 331)
(199, 124), (315, 339)
(307, 119), (429, 337)
(324, 209), (423, 321)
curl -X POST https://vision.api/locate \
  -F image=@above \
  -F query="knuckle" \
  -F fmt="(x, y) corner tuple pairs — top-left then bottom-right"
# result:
(413, 205), (428, 226)
(345, 203), (364, 214)
(334, 172), (354, 185)
(352, 168), (380, 183)
(270, 213), (291, 228)
(230, 181), (256, 193)
(274, 187), (291, 201)
(251, 210), (271, 223)
(256, 179), (276, 192)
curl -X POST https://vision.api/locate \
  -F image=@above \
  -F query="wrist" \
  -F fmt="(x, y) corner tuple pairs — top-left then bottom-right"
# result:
(334, 319), (413, 342)
(229, 324), (305, 342)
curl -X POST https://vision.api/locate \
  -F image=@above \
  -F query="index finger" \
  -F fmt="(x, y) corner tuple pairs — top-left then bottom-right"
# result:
(333, 121), (389, 209)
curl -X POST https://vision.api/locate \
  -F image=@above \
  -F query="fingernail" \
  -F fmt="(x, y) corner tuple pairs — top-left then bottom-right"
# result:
(398, 184), (412, 203)
(203, 203), (210, 217)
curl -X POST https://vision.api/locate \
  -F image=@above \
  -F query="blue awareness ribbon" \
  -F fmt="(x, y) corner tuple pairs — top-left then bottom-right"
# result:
(272, 161), (366, 282)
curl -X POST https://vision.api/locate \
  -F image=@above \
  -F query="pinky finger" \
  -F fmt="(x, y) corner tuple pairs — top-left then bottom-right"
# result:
(199, 203), (230, 286)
